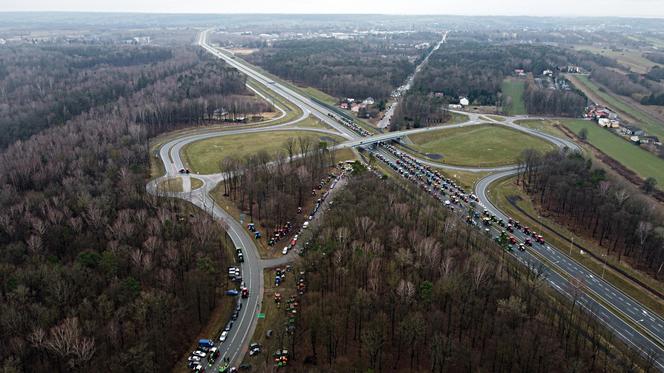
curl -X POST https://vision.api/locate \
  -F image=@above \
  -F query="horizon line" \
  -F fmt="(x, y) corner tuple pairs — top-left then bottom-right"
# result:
(0, 10), (663, 19)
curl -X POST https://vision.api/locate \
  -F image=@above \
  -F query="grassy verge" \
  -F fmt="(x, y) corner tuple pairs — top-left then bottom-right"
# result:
(436, 169), (490, 191)
(285, 117), (333, 131)
(191, 178), (204, 190)
(515, 119), (570, 138)
(489, 176), (664, 318)
(182, 131), (345, 174)
(561, 119), (664, 186)
(406, 124), (555, 167)
(300, 86), (338, 106)
(569, 74), (664, 140)
(484, 114), (506, 122)
(246, 78), (304, 126)
(241, 268), (298, 371)
(172, 239), (237, 373)
(159, 177), (183, 193)
(447, 111), (470, 125)
(501, 78), (527, 115)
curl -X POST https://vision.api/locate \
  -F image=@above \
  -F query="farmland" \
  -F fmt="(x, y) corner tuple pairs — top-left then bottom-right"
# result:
(568, 74), (664, 139)
(562, 119), (664, 186)
(501, 78), (527, 115)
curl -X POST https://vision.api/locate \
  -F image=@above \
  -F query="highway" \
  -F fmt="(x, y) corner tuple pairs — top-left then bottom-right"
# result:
(146, 29), (664, 371)
(378, 31), (448, 129)
(476, 171), (664, 369)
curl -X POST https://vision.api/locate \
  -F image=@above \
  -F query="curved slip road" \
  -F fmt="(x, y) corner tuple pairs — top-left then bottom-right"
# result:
(147, 29), (664, 371)
(147, 122), (351, 370)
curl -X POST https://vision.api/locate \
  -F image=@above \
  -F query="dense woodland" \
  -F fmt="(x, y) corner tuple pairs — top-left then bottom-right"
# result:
(517, 149), (664, 277)
(244, 33), (439, 101)
(523, 79), (586, 116)
(410, 42), (587, 116)
(590, 66), (650, 99)
(390, 93), (451, 131)
(0, 42), (269, 372)
(219, 138), (337, 237)
(0, 44), (270, 148)
(290, 174), (643, 372)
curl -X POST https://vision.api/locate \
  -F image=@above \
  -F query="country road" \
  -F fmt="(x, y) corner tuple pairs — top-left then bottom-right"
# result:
(146, 28), (664, 372)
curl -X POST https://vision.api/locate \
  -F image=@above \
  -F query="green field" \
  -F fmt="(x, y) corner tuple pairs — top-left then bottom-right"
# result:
(407, 124), (555, 167)
(562, 119), (664, 186)
(515, 119), (569, 138)
(572, 45), (658, 74)
(572, 75), (664, 140)
(501, 79), (527, 116)
(182, 130), (346, 174)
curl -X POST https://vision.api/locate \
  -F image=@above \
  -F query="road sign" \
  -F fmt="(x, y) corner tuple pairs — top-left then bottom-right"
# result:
(257, 313), (266, 319)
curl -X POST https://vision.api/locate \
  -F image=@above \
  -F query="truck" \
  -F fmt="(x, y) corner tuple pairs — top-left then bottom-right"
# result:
(198, 339), (215, 349)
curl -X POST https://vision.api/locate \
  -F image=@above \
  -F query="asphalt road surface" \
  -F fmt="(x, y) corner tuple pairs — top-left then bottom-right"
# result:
(145, 29), (664, 371)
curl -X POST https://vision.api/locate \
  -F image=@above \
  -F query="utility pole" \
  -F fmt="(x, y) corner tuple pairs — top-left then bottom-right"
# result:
(601, 254), (607, 279)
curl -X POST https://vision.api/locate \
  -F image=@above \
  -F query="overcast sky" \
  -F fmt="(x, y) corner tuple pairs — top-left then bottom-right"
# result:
(1, 0), (664, 18)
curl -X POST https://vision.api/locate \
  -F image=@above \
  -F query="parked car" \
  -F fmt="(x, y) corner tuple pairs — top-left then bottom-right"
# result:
(219, 331), (228, 343)
(192, 350), (207, 358)
(249, 343), (261, 356)
(225, 289), (239, 296)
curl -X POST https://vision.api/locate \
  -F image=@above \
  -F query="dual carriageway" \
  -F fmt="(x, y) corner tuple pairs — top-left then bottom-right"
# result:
(147, 29), (664, 371)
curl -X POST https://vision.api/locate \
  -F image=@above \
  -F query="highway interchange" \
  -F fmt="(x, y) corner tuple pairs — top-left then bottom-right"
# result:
(147, 29), (664, 371)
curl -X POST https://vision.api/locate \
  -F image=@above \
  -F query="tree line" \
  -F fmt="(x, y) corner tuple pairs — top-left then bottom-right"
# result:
(517, 149), (664, 278)
(390, 93), (451, 131)
(219, 137), (338, 238)
(410, 41), (587, 116)
(287, 173), (646, 372)
(0, 44), (271, 149)
(0, 42), (271, 372)
(523, 79), (586, 116)
(244, 33), (439, 101)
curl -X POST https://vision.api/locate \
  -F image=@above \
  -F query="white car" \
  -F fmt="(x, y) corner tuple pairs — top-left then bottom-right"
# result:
(220, 331), (228, 343)
(282, 247), (288, 255)
(188, 356), (201, 362)
(192, 350), (206, 358)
